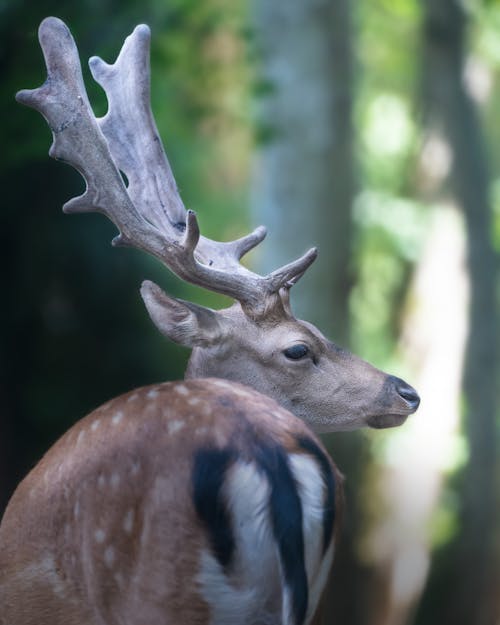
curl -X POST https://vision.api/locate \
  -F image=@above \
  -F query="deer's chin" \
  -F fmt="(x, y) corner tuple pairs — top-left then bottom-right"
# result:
(366, 414), (409, 429)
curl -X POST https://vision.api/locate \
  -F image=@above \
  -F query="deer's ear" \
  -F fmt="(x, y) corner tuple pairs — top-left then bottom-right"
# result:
(140, 280), (226, 348)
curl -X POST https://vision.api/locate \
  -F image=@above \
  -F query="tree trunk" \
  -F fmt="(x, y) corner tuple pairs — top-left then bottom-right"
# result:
(251, 2), (372, 624)
(251, 0), (354, 343)
(419, 1), (499, 624)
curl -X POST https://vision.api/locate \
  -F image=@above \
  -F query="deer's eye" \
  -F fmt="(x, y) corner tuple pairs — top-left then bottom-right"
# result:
(283, 344), (309, 360)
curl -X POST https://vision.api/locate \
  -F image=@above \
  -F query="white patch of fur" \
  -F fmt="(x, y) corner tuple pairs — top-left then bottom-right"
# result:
(91, 419), (100, 432)
(76, 429), (85, 446)
(168, 419), (185, 435)
(229, 386), (254, 400)
(197, 550), (261, 625)
(56, 461), (65, 479)
(94, 528), (106, 544)
(112, 410), (123, 425)
(288, 453), (325, 577)
(11, 555), (69, 600)
(127, 393), (138, 403)
(271, 410), (288, 423)
(305, 542), (334, 625)
(288, 452), (334, 624)
(197, 461), (283, 625)
(174, 384), (190, 396)
(147, 388), (159, 400)
(210, 379), (235, 392)
(281, 586), (294, 625)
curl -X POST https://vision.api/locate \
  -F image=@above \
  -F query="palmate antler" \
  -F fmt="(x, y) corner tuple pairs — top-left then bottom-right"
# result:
(17, 17), (317, 317)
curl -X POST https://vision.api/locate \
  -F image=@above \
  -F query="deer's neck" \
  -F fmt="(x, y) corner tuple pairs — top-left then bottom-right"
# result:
(184, 347), (294, 418)
(184, 349), (205, 380)
(184, 347), (236, 382)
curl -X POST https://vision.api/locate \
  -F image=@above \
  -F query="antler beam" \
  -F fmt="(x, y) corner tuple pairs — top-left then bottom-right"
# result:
(17, 17), (317, 316)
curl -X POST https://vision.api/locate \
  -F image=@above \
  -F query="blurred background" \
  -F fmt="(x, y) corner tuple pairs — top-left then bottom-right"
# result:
(1, 0), (499, 623)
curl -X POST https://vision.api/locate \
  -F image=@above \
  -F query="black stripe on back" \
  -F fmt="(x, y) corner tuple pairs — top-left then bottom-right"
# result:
(255, 442), (308, 625)
(192, 447), (236, 570)
(296, 435), (336, 554)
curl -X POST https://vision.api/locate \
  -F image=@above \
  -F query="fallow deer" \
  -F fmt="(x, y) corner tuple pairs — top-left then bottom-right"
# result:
(0, 18), (420, 625)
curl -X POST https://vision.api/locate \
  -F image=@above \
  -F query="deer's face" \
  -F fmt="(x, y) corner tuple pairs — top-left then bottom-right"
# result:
(182, 304), (420, 432)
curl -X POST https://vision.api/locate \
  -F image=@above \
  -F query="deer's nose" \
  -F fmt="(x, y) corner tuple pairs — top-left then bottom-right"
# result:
(394, 379), (420, 412)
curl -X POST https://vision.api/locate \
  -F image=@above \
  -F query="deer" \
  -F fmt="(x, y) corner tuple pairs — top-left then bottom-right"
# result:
(0, 17), (420, 625)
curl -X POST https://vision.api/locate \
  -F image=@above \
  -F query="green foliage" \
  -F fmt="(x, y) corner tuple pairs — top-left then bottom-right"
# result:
(351, 0), (426, 367)
(0, 0), (251, 509)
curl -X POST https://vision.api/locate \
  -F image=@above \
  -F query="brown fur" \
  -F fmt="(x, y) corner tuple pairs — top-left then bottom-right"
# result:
(0, 379), (342, 625)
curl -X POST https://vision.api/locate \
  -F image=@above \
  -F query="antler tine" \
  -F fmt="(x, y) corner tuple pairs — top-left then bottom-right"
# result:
(88, 24), (186, 233)
(16, 17), (164, 256)
(17, 17), (317, 317)
(266, 247), (318, 291)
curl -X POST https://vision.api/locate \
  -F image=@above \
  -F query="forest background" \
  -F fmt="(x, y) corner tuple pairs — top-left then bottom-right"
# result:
(1, 0), (499, 624)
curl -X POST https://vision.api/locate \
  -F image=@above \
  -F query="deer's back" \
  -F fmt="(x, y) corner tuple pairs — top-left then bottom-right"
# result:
(0, 379), (342, 625)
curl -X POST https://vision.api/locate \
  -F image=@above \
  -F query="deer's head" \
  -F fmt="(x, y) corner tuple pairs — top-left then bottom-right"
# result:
(142, 281), (418, 432)
(17, 17), (419, 432)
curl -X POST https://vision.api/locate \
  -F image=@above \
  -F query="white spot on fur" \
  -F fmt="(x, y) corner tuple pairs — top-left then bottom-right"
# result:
(56, 462), (65, 479)
(112, 410), (123, 425)
(110, 472), (120, 489)
(147, 388), (159, 400)
(230, 386), (254, 400)
(20, 555), (67, 599)
(174, 384), (189, 396)
(94, 528), (106, 544)
(91, 419), (100, 432)
(271, 410), (287, 423)
(123, 508), (135, 534)
(187, 396), (200, 406)
(211, 379), (235, 392)
(104, 545), (115, 568)
(168, 419), (185, 435)
(76, 430), (85, 446)
(127, 393), (138, 403)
